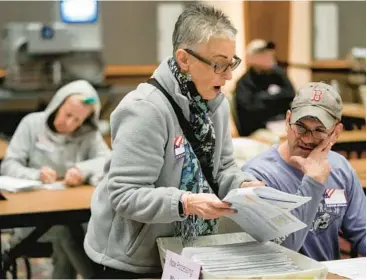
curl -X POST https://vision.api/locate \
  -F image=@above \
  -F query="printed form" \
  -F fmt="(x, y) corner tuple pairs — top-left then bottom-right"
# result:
(223, 186), (311, 242)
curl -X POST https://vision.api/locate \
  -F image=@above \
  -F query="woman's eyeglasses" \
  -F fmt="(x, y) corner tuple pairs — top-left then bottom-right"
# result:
(184, 48), (241, 74)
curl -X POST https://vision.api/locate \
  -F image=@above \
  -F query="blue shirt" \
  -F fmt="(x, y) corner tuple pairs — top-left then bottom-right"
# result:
(242, 146), (366, 261)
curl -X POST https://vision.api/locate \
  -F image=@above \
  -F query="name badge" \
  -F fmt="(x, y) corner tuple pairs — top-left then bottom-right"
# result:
(324, 189), (347, 206)
(174, 136), (185, 159)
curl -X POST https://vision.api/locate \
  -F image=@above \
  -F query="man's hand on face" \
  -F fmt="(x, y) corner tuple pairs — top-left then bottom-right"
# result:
(290, 132), (337, 184)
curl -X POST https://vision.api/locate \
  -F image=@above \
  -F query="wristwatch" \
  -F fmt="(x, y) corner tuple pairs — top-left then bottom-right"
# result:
(178, 196), (186, 218)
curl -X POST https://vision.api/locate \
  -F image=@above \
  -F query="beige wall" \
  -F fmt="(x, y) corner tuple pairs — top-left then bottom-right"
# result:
(208, 1), (313, 94)
(288, 1), (312, 90)
(312, 1), (366, 59)
(204, 1), (246, 97)
(0, 1), (187, 66)
(0, 1), (364, 70)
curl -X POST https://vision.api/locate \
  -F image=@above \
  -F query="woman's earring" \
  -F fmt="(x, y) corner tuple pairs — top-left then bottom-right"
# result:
(186, 73), (192, 81)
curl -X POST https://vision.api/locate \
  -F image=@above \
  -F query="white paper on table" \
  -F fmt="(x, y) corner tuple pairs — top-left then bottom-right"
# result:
(0, 176), (42, 192)
(42, 182), (67, 190)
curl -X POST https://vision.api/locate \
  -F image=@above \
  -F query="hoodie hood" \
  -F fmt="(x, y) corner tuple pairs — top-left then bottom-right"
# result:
(45, 80), (101, 132)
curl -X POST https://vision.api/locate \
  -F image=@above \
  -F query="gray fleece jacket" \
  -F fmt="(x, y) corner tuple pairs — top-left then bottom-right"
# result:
(84, 58), (255, 273)
(1, 80), (110, 185)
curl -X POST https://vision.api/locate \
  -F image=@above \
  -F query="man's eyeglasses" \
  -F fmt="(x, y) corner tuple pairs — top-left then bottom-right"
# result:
(289, 122), (333, 140)
(184, 48), (241, 74)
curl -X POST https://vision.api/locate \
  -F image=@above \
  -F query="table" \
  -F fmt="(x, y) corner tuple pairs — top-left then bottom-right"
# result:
(0, 65), (157, 80)
(349, 158), (366, 188)
(326, 272), (348, 279)
(0, 85), (134, 113)
(342, 103), (365, 131)
(337, 130), (366, 143)
(333, 130), (366, 159)
(0, 185), (94, 278)
(343, 103), (365, 119)
(0, 185), (94, 227)
(0, 85), (118, 102)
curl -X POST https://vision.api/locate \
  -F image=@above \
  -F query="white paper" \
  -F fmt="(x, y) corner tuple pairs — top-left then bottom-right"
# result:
(0, 176), (42, 192)
(0, 176), (67, 192)
(223, 187), (311, 242)
(42, 182), (67, 190)
(322, 257), (366, 279)
(162, 250), (201, 280)
(182, 242), (301, 276)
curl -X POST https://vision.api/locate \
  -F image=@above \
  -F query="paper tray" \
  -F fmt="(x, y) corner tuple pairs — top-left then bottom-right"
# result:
(156, 233), (328, 279)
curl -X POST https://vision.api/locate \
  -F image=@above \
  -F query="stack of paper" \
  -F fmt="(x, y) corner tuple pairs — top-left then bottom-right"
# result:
(0, 176), (68, 192)
(182, 242), (301, 276)
(42, 182), (66, 190)
(223, 186), (311, 242)
(0, 176), (42, 192)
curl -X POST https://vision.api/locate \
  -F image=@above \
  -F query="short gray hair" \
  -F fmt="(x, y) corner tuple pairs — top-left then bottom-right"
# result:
(172, 4), (237, 54)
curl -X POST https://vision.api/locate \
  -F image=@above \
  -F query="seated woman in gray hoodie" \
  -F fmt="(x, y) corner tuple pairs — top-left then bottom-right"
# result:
(1, 80), (111, 279)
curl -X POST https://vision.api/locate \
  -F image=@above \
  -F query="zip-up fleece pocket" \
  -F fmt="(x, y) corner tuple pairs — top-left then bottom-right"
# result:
(126, 221), (150, 257)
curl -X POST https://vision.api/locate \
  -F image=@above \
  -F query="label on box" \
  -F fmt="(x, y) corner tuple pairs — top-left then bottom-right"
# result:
(161, 250), (201, 280)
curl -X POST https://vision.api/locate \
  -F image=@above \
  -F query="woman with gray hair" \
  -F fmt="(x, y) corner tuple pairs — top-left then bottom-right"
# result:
(84, 4), (261, 279)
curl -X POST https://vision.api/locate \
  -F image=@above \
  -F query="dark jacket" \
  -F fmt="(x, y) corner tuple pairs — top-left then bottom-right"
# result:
(235, 65), (295, 136)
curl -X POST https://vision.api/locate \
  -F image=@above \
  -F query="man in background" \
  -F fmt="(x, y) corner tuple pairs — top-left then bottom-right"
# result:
(242, 82), (366, 261)
(235, 39), (295, 136)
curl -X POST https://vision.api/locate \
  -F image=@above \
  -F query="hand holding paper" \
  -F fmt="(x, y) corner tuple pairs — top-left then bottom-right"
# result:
(183, 193), (235, 219)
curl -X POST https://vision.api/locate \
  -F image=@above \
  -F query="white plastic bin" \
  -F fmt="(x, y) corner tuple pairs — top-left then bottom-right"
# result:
(157, 233), (328, 279)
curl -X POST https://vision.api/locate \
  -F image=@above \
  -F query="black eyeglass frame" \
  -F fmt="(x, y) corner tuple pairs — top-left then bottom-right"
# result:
(184, 48), (242, 74)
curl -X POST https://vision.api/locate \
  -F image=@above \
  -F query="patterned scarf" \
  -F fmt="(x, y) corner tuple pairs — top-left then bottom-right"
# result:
(168, 57), (218, 244)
